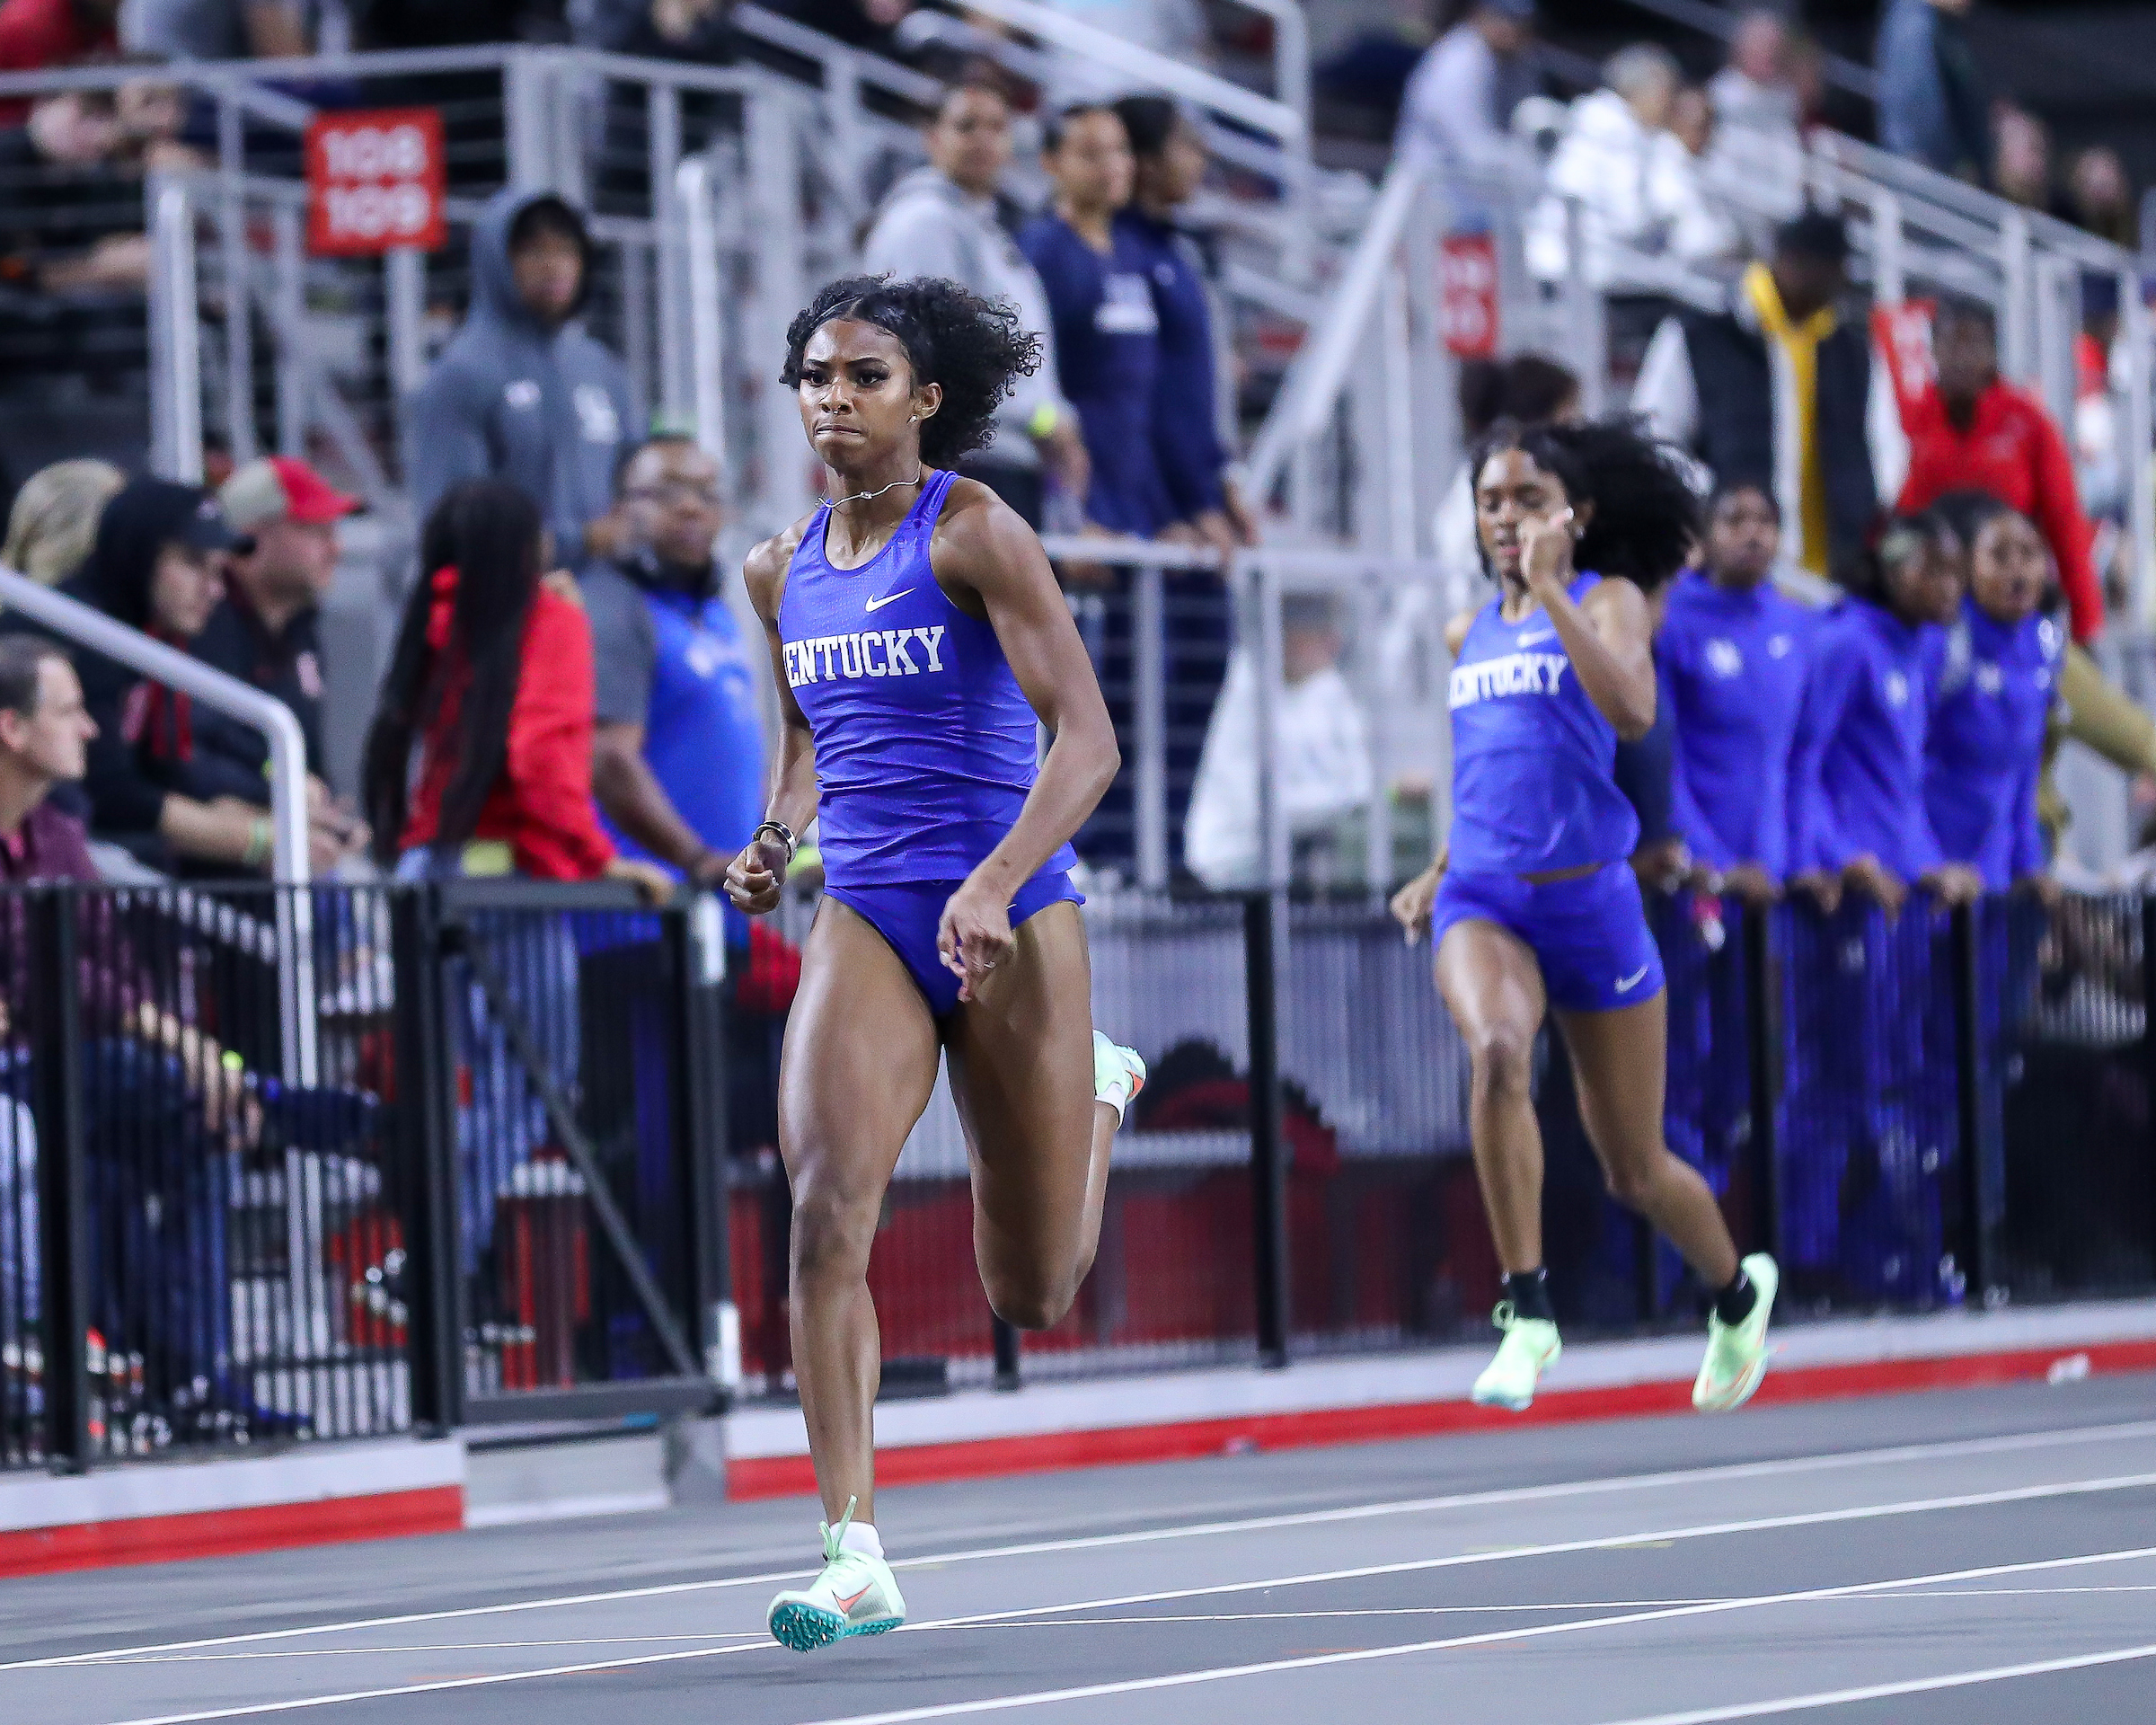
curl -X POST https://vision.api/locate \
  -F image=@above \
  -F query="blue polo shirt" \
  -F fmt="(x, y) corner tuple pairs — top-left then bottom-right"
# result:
(583, 553), (766, 893)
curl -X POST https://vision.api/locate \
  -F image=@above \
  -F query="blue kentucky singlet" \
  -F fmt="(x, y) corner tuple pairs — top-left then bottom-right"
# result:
(1447, 571), (1640, 877)
(777, 468), (1076, 888)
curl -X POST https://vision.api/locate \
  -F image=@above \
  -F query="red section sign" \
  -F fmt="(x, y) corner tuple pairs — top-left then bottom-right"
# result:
(1441, 233), (1500, 359)
(1871, 299), (1939, 431)
(306, 108), (446, 257)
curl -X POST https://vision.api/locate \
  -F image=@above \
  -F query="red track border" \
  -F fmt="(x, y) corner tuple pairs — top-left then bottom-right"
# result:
(726, 1338), (2156, 1500)
(0, 1484), (464, 1578)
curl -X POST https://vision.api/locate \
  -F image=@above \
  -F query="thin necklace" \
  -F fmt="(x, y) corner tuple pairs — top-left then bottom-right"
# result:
(824, 470), (923, 509)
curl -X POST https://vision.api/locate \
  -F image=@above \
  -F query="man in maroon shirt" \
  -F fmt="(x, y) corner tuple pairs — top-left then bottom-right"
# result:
(0, 635), (248, 1434)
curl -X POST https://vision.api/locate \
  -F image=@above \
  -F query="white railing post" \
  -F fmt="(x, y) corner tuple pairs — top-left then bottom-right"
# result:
(148, 178), (205, 484)
(1563, 197), (1606, 416)
(1249, 554), (1288, 895)
(1869, 187), (1905, 305)
(272, 203), (305, 456)
(676, 155), (729, 478)
(649, 80), (691, 426)
(1999, 208), (2035, 387)
(1133, 566), (1168, 891)
(747, 85), (811, 535)
(2124, 267), (2156, 627)
(503, 48), (552, 191)
(216, 94), (257, 466)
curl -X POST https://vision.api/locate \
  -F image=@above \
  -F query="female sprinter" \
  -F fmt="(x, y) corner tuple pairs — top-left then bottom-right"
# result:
(724, 276), (1145, 1652)
(1390, 418), (1775, 1415)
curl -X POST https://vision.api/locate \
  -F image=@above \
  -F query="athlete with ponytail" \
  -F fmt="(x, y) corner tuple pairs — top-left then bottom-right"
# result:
(1392, 417), (1778, 1415)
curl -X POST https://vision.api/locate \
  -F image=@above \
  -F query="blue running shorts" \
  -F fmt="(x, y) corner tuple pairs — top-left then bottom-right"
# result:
(825, 870), (1085, 1017)
(1430, 860), (1665, 1013)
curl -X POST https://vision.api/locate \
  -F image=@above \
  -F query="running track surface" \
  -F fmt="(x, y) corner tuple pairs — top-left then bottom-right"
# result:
(4, 1374), (2155, 1725)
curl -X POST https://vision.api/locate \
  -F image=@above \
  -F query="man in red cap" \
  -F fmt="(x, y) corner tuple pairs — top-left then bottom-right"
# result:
(193, 456), (367, 868)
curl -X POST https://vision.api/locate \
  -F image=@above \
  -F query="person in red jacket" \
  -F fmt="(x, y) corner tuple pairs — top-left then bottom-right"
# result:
(0, 0), (119, 124)
(362, 478), (668, 895)
(1898, 295), (2104, 642)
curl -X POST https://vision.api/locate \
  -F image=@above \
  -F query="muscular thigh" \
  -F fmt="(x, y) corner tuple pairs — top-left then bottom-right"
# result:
(779, 898), (943, 1205)
(1436, 918), (1548, 1052)
(943, 901), (1098, 1241)
(1553, 997), (1667, 1173)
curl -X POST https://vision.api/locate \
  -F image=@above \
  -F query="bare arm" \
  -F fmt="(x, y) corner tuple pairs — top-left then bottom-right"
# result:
(159, 794), (272, 870)
(723, 524), (818, 916)
(1519, 514), (1657, 740)
(933, 481), (1119, 902)
(592, 721), (727, 883)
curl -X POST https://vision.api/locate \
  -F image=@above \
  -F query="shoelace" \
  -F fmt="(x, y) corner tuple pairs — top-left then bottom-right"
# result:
(818, 1494), (860, 1564)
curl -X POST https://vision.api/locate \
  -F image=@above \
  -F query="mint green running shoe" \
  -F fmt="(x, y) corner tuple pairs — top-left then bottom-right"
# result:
(1471, 1302), (1561, 1411)
(766, 1498), (906, 1652)
(1694, 1252), (1780, 1412)
(1093, 1030), (1146, 1122)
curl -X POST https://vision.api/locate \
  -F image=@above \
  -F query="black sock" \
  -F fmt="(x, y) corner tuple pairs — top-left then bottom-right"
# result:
(1714, 1269), (1757, 1326)
(1503, 1269), (1554, 1322)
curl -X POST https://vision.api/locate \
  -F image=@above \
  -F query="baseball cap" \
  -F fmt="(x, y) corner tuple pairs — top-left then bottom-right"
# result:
(218, 456), (358, 535)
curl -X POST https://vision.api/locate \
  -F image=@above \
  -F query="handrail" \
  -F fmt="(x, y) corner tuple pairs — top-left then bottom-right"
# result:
(1241, 155), (1429, 499)
(676, 155), (729, 480)
(733, 3), (945, 109)
(957, 0), (1304, 146)
(1600, 0), (1878, 103)
(0, 571), (312, 889)
(147, 180), (204, 486)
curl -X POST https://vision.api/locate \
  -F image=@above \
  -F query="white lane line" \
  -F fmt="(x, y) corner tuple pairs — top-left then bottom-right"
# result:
(77, 1504), (2156, 1722)
(80, 1634), (765, 1665)
(13, 1416), (2156, 1676)
(911, 1472), (2156, 1632)
(795, 1546), (2156, 1725)
(1592, 1642), (2156, 1724)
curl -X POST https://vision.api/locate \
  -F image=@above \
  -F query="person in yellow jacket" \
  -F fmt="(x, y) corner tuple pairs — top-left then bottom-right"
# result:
(2043, 645), (2156, 844)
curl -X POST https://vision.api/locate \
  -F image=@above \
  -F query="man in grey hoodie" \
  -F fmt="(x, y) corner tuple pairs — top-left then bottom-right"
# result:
(407, 188), (640, 571)
(862, 80), (1088, 527)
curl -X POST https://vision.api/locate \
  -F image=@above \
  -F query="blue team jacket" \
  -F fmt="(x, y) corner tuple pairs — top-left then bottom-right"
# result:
(1788, 597), (1946, 880)
(1658, 570), (1817, 878)
(1923, 597), (2059, 890)
(1019, 212), (1171, 536)
(1117, 208), (1227, 521)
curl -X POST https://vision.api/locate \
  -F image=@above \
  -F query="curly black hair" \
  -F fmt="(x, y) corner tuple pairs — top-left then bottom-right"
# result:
(1468, 415), (1701, 591)
(779, 274), (1043, 468)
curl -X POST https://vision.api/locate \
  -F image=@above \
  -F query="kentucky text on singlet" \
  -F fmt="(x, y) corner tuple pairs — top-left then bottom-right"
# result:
(1447, 570), (1641, 876)
(778, 468), (1077, 887)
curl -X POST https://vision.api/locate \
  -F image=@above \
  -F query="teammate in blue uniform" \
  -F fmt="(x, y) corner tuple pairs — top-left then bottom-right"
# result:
(724, 277), (1146, 1651)
(1391, 419), (1777, 1415)
(1923, 498), (2058, 892)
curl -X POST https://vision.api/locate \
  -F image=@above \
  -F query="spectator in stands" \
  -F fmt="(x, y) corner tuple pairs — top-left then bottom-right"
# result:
(1704, 7), (1805, 226)
(1876, 0), (1989, 186)
(1392, 0), (1537, 182)
(1896, 296), (2103, 642)
(1021, 103), (1169, 539)
(2065, 146), (2136, 250)
(0, 89), (152, 296)
(579, 0), (738, 62)
(583, 436), (764, 891)
(0, 0), (118, 125)
(862, 79), (1087, 528)
(1992, 107), (2053, 213)
(1787, 509), (1980, 916)
(407, 190), (639, 579)
(190, 456), (367, 873)
(1184, 592), (1372, 890)
(1114, 94), (1250, 561)
(1923, 494), (2058, 893)
(1525, 43), (1736, 292)
(364, 477), (668, 898)
(30, 478), (285, 877)
(2, 456), (122, 583)
(1660, 482), (1816, 904)
(1633, 211), (1886, 578)
(128, 0), (309, 59)
(0, 633), (242, 1419)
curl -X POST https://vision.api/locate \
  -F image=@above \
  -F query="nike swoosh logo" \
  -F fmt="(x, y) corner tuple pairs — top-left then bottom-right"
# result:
(1515, 628), (1557, 645)
(864, 589), (914, 614)
(1614, 965), (1650, 994)
(834, 1586), (872, 1612)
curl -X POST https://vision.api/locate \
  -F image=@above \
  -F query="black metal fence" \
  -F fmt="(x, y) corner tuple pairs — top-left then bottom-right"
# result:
(4, 876), (2152, 1473)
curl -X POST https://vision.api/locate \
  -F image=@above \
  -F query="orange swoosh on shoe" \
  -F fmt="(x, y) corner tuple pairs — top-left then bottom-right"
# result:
(834, 1586), (871, 1612)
